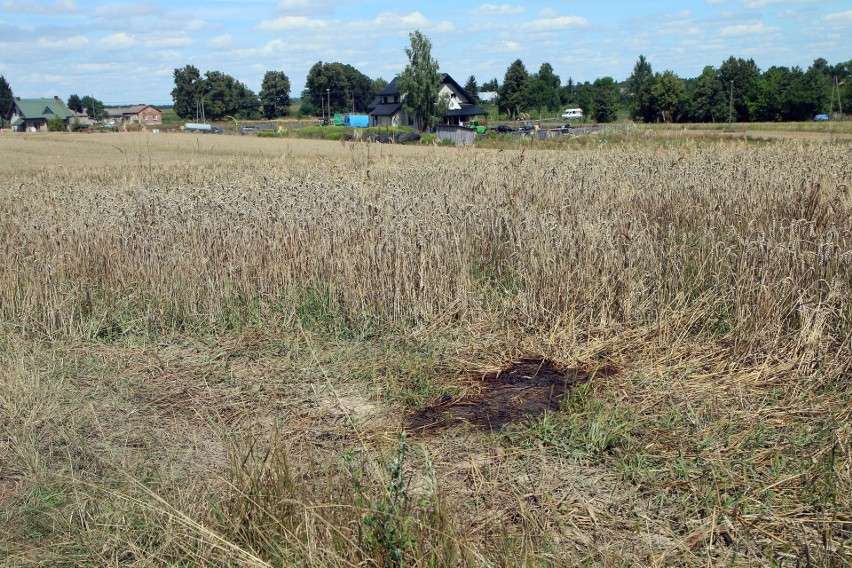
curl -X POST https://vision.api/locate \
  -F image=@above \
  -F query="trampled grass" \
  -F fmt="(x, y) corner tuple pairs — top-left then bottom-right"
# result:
(0, 131), (849, 566)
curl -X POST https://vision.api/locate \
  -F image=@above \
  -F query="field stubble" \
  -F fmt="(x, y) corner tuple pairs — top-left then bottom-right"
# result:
(0, 132), (850, 566)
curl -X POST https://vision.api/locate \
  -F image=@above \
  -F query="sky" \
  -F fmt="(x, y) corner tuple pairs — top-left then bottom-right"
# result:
(1, 0), (850, 106)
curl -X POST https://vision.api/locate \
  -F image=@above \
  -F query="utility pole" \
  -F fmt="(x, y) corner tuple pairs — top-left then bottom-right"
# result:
(326, 88), (330, 124)
(836, 77), (844, 119)
(728, 81), (734, 125)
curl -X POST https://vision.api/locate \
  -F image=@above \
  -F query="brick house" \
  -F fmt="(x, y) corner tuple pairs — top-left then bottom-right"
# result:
(105, 105), (162, 125)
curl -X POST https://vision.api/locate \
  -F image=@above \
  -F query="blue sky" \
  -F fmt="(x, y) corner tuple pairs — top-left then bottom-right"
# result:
(1, 0), (849, 106)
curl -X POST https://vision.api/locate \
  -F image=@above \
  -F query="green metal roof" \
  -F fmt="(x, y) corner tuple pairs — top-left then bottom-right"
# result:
(13, 98), (73, 120)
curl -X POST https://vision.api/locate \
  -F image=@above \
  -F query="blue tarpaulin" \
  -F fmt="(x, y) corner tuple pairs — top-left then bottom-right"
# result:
(345, 114), (369, 128)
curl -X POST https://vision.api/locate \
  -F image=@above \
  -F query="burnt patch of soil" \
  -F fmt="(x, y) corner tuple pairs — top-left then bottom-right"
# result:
(408, 358), (617, 433)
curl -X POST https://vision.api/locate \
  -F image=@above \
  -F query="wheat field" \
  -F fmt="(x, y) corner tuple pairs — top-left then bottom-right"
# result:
(0, 131), (850, 566)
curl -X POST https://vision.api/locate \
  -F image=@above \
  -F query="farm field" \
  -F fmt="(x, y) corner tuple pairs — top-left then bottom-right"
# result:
(0, 132), (850, 567)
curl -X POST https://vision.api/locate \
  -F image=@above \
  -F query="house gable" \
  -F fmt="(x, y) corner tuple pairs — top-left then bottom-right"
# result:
(367, 73), (486, 129)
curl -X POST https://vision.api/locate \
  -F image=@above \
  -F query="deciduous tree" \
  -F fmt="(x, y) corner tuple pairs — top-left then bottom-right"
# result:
(80, 95), (105, 120)
(398, 30), (441, 130)
(591, 77), (619, 122)
(718, 56), (761, 122)
(66, 94), (83, 113)
(171, 65), (204, 119)
(649, 70), (687, 122)
(687, 66), (725, 122)
(305, 61), (376, 115)
(259, 71), (291, 119)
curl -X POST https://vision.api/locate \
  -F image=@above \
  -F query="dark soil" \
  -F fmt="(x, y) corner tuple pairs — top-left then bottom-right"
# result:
(408, 358), (616, 432)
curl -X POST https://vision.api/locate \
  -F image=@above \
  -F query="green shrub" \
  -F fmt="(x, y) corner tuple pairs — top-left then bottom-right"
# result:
(47, 116), (66, 132)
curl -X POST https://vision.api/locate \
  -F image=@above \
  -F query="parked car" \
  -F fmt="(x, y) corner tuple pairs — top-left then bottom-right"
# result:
(813, 114), (829, 121)
(491, 124), (512, 133)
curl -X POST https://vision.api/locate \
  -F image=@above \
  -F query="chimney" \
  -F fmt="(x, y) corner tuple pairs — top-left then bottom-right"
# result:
(55, 96), (61, 100)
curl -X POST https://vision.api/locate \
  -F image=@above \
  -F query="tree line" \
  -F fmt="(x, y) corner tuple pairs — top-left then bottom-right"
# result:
(492, 55), (850, 123)
(169, 50), (849, 124)
(2, 42), (849, 126)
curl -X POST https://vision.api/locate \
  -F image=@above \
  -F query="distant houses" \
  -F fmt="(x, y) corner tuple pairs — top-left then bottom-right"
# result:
(104, 105), (162, 125)
(1, 97), (162, 132)
(368, 73), (487, 130)
(4, 97), (73, 132)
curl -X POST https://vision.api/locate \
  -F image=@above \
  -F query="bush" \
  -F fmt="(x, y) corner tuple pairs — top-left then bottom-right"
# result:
(47, 116), (66, 132)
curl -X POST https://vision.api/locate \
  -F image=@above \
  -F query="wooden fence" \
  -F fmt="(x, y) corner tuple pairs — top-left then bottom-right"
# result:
(435, 125), (476, 146)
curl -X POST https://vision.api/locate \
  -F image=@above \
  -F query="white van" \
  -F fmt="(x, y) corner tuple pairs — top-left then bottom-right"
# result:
(560, 108), (584, 120)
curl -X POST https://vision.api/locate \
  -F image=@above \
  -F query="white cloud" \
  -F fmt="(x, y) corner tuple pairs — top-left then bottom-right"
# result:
(207, 34), (233, 48)
(71, 62), (120, 73)
(739, 0), (819, 7)
(721, 21), (776, 35)
(257, 16), (333, 31)
(0, 0), (78, 14)
(277, 0), (313, 8)
(35, 35), (88, 49)
(821, 10), (852, 25)
(347, 11), (454, 33)
(470, 4), (525, 16)
(186, 19), (206, 31)
(521, 15), (590, 32)
(99, 32), (137, 49)
(144, 35), (193, 49)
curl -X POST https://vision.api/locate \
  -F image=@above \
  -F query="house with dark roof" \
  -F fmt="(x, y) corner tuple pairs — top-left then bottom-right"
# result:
(368, 74), (487, 130)
(105, 105), (162, 125)
(5, 97), (73, 132)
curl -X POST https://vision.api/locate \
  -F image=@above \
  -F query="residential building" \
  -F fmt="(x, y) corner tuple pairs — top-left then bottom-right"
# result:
(105, 105), (162, 125)
(368, 74), (487, 130)
(5, 97), (73, 132)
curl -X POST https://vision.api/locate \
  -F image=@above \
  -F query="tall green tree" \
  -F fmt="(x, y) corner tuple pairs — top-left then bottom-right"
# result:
(304, 61), (376, 115)
(66, 94), (83, 113)
(463, 75), (479, 103)
(718, 56), (761, 121)
(649, 70), (687, 122)
(201, 70), (259, 120)
(572, 81), (594, 118)
(530, 63), (561, 114)
(803, 58), (832, 115)
(627, 55), (655, 122)
(398, 30), (441, 130)
(498, 59), (529, 117)
(524, 76), (560, 116)
(373, 77), (389, 95)
(591, 77), (619, 122)
(80, 95), (105, 120)
(0, 76), (13, 126)
(259, 71), (291, 119)
(171, 65), (204, 119)
(687, 66), (726, 122)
